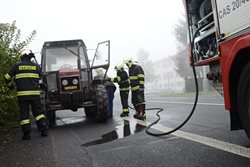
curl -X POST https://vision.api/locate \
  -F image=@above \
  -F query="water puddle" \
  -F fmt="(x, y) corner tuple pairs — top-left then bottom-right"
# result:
(82, 120), (146, 147)
(55, 116), (85, 126)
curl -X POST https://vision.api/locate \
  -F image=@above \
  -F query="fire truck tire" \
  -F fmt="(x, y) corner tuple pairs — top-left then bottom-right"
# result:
(238, 62), (250, 139)
(95, 84), (108, 122)
(84, 106), (96, 118)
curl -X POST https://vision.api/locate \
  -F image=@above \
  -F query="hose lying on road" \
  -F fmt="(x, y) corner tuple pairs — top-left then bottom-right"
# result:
(130, 26), (202, 137)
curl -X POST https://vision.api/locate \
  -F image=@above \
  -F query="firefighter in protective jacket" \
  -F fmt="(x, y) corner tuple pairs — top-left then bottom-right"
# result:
(124, 58), (146, 120)
(108, 64), (130, 117)
(4, 50), (48, 140)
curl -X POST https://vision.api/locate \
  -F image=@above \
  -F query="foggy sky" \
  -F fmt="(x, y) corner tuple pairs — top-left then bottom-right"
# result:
(1, 0), (184, 75)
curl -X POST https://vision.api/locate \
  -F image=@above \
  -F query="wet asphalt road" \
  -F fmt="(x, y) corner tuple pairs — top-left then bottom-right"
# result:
(1, 92), (250, 167)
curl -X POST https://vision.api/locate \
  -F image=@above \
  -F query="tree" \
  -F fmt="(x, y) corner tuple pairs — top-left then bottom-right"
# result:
(136, 49), (155, 83)
(172, 16), (193, 78)
(172, 16), (205, 92)
(0, 21), (36, 126)
(173, 17), (203, 91)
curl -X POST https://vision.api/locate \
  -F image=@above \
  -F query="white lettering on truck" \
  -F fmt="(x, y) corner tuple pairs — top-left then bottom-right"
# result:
(218, 0), (249, 20)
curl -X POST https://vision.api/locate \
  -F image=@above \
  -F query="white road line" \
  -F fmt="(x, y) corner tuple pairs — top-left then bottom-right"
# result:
(148, 100), (224, 106)
(123, 117), (250, 159)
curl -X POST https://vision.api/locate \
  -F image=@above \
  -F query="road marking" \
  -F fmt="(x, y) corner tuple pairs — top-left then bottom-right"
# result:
(148, 100), (224, 106)
(123, 117), (250, 159)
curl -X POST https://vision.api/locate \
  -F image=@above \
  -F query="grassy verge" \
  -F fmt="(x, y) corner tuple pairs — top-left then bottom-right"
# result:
(0, 121), (19, 152)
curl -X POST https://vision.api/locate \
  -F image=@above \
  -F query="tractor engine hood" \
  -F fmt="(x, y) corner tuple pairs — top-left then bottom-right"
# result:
(59, 69), (81, 92)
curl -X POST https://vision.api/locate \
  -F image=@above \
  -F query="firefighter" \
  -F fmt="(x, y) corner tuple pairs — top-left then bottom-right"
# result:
(105, 78), (116, 118)
(4, 49), (48, 140)
(107, 64), (130, 117)
(124, 58), (146, 120)
(95, 68), (116, 118)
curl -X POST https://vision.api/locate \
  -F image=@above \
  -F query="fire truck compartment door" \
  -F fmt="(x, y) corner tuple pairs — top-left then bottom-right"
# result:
(216, 0), (250, 38)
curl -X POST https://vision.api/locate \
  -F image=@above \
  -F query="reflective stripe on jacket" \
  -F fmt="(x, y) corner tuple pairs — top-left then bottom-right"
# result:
(5, 60), (42, 98)
(128, 64), (145, 91)
(112, 70), (130, 90)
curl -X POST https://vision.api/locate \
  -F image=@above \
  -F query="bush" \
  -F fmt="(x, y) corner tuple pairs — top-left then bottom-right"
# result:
(0, 21), (36, 126)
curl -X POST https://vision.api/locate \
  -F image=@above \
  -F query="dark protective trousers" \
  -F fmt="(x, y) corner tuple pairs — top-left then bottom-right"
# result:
(120, 90), (129, 113)
(106, 86), (116, 118)
(131, 89), (145, 108)
(18, 98), (47, 135)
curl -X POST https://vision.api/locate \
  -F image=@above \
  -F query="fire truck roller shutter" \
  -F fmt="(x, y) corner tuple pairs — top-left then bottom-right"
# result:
(199, 0), (213, 24)
(189, 0), (203, 28)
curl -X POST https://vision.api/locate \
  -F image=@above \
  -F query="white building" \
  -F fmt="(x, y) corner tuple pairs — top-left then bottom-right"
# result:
(146, 56), (185, 94)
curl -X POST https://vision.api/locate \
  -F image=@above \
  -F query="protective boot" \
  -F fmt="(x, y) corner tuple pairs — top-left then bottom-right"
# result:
(133, 106), (140, 119)
(21, 124), (31, 140)
(136, 105), (146, 120)
(37, 118), (49, 137)
(120, 112), (129, 117)
(22, 133), (31, 140)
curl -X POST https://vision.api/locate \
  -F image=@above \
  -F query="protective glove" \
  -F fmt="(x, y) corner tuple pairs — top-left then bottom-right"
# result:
(139, 87), (144, 92)
(105, 78), (112, 82)
(39, 83), (47, 90)
(28, 52), (35, 58)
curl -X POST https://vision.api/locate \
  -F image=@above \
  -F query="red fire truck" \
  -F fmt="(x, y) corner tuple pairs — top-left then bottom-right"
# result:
(183, 0), (250, 139)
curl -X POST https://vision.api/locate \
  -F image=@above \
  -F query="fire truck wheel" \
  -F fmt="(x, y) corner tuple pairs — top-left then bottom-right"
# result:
(238, 62), (250, 139)
(95, 84), (108, 122)
(84, 106), (96, 118)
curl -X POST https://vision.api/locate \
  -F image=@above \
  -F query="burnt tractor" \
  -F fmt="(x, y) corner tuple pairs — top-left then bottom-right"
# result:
(40, 39), (110, 126)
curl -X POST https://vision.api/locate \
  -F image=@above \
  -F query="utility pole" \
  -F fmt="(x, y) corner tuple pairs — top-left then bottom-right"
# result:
(203, 66), (209, 93)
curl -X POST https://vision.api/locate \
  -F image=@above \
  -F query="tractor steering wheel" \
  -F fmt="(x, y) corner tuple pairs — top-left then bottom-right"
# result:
(60, 64), (73, 70)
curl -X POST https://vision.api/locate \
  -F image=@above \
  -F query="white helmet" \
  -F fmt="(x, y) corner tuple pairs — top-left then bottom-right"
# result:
(21, 47), (31, 55)
(114, 64), (124, 71)
(20, 48), (34, 60)
(95, 68), (104, 76)
(123, 58), (134, 68)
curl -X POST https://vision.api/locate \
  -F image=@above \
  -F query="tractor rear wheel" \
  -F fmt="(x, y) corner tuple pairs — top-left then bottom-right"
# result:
(238, 62), (250, 139)
(95, 84), (108, 122)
